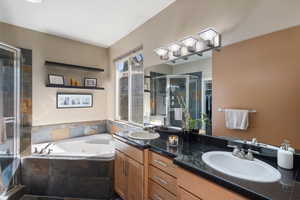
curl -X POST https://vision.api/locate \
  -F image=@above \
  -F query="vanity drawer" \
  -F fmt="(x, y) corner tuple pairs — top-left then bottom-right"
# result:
(178, 187), (202, 200)
(114, 138), (143, 164)
(149, 165), (177, 195)
(149, 179), (176, 200)
(177, 167), (248, 200)
(149, 151), (177, 177)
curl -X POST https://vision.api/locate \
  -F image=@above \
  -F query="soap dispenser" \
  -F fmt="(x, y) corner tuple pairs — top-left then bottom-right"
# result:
(277, 140), (294, 170)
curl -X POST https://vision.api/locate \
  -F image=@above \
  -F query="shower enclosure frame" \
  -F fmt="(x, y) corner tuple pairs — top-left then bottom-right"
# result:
(0, 42), (21, 192)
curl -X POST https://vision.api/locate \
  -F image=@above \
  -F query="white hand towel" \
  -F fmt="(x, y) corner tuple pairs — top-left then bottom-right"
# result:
(0, 118), (7, 144)
(225, 109), (249, 130)
(174, 108), (182, 121)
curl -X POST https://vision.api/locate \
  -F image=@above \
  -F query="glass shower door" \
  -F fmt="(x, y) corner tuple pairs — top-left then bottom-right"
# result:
(0, 42), (20, 195)
(167, 75), (189, 128)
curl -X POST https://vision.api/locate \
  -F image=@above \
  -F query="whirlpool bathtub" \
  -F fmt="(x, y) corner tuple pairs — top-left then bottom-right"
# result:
(31, 134), (115, 160)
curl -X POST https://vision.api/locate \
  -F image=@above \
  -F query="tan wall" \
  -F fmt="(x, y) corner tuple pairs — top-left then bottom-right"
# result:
(0, 22), (109, 126)
(213, 26), (300, 148)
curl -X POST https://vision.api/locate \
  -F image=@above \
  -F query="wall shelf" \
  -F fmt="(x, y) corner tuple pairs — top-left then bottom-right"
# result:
(46, 84), (105, 90)
(45, 61), (104, 72)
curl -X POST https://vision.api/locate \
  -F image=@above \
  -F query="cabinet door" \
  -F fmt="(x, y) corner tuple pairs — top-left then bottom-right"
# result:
(115, 150), (127, 200)
(127, 157), (144, 200)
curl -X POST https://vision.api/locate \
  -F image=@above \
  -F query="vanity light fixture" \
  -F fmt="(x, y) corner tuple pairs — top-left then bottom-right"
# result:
(154, 47), (169, 60)
(168, 43), (182, 57)
(154, 28), (221, 62)
(198, 28), (220, 47)
(180, 36), (198, 52)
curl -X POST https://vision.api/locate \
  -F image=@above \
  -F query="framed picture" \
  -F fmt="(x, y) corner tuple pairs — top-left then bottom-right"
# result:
(57, 93), (93, 108)
(48, 74), (64, 85)
(84, 78), (97, 87)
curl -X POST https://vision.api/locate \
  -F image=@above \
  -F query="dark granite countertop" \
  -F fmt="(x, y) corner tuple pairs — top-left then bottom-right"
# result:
(114, 131), (300, 200)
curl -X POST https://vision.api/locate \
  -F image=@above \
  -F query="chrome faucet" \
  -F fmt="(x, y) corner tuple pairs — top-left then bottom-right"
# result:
(227, 145), (259, 161)
(47, 148), (53, 155)
(39, 143), (52, 154)
(144, 126), (156, 133)
(251, 138), (258, 146)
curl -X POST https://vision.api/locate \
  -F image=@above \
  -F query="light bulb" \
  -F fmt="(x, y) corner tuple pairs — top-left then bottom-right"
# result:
(168, 43), (182, 57)
(198, 28), (220, 47)
(154, 48), (169, 60)
(181, 36), (198, 52)
(198, 28), (218, 41)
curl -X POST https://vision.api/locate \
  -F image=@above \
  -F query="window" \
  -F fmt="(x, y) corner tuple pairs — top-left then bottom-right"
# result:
(115, 52), (144, 125)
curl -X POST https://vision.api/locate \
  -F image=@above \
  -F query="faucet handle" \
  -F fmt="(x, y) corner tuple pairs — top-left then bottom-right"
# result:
(227, 145), (240, 156)
(227, 144), (239, 149)
(247, 149), (260, 155)
(245, 149), (260, 161)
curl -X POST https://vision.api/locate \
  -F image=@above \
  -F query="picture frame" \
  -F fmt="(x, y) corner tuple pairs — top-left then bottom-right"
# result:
(56, 93), (93, 109)
(84, 78), (97, 87)
(48, 74), (65, 85)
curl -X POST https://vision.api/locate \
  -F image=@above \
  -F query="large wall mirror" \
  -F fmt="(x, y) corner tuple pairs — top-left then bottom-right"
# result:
(144, 52), (212, 135)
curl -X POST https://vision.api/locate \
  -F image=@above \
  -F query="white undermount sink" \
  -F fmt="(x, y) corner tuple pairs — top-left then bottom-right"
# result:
(127, 131), (160, 140)
(202, 151), (281, 183)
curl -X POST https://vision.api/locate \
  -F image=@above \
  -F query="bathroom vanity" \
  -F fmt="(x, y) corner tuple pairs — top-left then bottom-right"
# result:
(113, 130), (300, 200)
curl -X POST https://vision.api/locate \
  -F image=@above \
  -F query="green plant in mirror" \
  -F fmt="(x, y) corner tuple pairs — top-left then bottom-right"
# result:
(188, 118), (197, 130)
(187, 113), (211, 130)
(176, 95), (211, 132)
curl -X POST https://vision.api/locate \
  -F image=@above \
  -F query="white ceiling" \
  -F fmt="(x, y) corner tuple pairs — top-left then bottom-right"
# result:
(0, 0), (175, 47)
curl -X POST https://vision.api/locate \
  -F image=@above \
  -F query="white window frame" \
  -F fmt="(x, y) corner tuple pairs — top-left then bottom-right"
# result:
(115, 51), (144, 126)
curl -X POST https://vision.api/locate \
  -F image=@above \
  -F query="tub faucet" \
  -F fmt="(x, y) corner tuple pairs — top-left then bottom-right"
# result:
(39, 143), (52, 154)
(47, 148), (53, 155)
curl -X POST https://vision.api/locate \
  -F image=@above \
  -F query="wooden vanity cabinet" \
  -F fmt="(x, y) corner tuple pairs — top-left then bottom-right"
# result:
(114, 137), (148, 200)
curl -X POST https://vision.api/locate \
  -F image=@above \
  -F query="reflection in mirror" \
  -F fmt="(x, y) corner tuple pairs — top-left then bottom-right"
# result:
(144, 51), (212, 135)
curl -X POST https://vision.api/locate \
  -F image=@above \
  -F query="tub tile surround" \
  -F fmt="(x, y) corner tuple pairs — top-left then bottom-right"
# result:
(21, 157), (114, 199)
(114, 130), (300, 200)
(106, 120), (142, 134)
(31, 120), (108, 144)
(31, 120), (141, 144)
